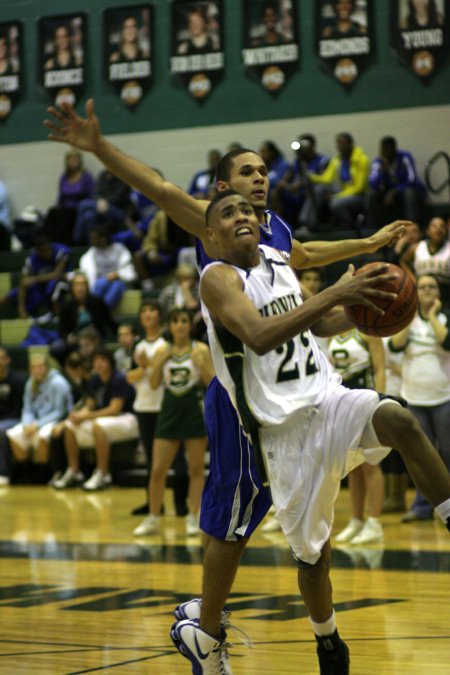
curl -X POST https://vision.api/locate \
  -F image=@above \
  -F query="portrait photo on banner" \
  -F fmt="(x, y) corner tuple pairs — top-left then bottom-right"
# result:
(391, 0), (447, 82)
(316, 0), (374, 89)
(105, 5), (152, 108)
(39, 14), (85, 107)
(0, 21), (22, 120)
(170, 1), (224, 101)
(242, 0), (299, 94)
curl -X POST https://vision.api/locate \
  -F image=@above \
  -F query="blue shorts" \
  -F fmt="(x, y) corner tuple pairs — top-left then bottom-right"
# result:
(199, 377), (272, 541)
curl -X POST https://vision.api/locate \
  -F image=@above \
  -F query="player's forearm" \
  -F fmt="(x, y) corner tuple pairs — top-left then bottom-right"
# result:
(311, 307), (353, 337)
(297, 239), (365, 268)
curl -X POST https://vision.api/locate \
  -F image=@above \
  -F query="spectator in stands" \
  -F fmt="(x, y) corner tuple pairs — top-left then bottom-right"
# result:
(385, 220), (422, 268)
(0, 176), (12, 251)
(54, 347), (138, 491)
(308, 132), (370, 229)
(112, 189), (158, 253)
(73, 169), (131, 245)
(43, 149), (95, 245)
(188, 149), (222, 199)
(50, 271), (116, 365)
(275, 133), (330, 229)
(134, 210), (194, 291)
(0, 347), (26, 485)
(0, 233), (71, 319)
(127, 301), (166, 515)
(133, 308), (214, 537)
(6, 353), (72, 482)
(114, 323), (139, 372)
(259, 140), (290, 207)
(79, 225), (137, 309)
(77, 326), (102, 378)
(367, 136), (426, 230)
(159, 263), (200, 319)
(401, 216), (450, 307)
(391, 275), (450, 522)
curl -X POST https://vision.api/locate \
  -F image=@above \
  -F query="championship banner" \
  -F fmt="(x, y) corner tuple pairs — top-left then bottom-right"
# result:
(391, 0), (448, 83)
(242, 0), (299, 94)
(316, 0), (374, 89)
(105, 5), (152, 108)
(0, 21), (22, 120)
(39, 14), (86, 107)
(170, 1), (224, 101)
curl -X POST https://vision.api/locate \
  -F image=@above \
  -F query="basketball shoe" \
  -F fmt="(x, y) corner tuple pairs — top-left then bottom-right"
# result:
(170, 618), (231, 674)
(316, 632), (350, 675)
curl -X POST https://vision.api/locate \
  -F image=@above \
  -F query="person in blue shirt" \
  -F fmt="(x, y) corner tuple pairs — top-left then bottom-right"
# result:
(368, 136), (426, 229)
(188, 149), (222, 199)
(259, 140), (290, 208)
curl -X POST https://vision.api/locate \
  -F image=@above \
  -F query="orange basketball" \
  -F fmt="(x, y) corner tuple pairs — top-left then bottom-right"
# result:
(344, 262), (418, 337)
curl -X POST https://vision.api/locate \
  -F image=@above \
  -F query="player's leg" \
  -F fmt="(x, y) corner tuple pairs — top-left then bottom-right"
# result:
(372, 403), (450, 529)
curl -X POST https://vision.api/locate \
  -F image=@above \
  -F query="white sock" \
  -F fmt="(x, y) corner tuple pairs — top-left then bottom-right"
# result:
(434, 497), (450, 523)
(310, 610), (336, 637)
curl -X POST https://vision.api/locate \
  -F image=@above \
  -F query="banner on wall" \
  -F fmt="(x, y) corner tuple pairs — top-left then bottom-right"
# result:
(316, 0), (374, 89)
(105, 5), (152, 108)
(170, 1), (224, 101)
(391, 0), (448, 83)
(39, 14), (86, 107)
(0, 21), (22, 120)
(242, 0), (299, 94)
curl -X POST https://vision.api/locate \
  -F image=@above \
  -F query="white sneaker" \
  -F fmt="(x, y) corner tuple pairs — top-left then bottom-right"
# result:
(133, 513), (161, 536)
(0, 475), (10, 486)
(53, 467), (85, 489)
(82, 469), (112, 492)
(350, 517), (384, 545)
(335, 518), (364, 543)
(186, 513), (200, 536)
(261, 517), (281, 533)
(174, 598), (231, 625)
(170, 618), (231, 674)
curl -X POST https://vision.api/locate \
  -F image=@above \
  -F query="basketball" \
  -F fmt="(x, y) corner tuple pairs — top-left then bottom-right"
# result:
(344, 262), (418, 337)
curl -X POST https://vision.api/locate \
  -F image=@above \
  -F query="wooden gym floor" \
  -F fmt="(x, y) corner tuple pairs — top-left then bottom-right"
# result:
(0, 485), (448, 674)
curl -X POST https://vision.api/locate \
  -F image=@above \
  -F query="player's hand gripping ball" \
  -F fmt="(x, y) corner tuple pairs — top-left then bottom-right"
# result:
(345, 262), (418, 337)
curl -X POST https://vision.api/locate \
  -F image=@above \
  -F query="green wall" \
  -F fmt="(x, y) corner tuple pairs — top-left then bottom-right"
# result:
(1, 0), (449, 145)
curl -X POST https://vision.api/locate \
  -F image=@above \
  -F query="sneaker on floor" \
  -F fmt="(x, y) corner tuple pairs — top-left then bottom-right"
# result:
(82, 469), (112, 492)
(186, 513), (200, 536)
(170, 618), (231, 674)
(174, 598), (231, 625)
(401, 510), (434, 523)
(317, 639), (350, 675)
(48, 470), (62, 487)
(0, 475), (10, 486)
(133, 513), (161, 536)
(350, 517), (383, 545)
(334, 518), (364, 543)
(261, 516), (281, 533)
(53, 467), (85, 489)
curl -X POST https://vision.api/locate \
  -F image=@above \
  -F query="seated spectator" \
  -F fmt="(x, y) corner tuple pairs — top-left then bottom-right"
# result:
(134, 210), (194, 291)
(158, 263), (203, 337)
(6, 353), (72, 482)
(275, 133), (329, 229)
(188, 149), (222, 199)
(114, 323), (139, 372)
(53, 347), (138, 491)
(401, 216), (450, 307)
(259, 140), (290, 208)
(112, 190), (159, 253)
(77, 326), (102, 377)
(50, 271), (116, 365)
(0, 233), (71, 319)
(79, 225), (137, 309)
(308, 132), (370, 229)
(0, 347), (26, 484)
(0, 176), (12, 251)
(73, 169), (131, 245)
(43, 149), (95, 245)
(367, 136), (426, 229)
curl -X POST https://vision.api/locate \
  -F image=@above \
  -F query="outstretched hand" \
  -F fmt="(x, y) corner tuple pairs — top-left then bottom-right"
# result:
(367, 220), (411, 251)
(43, 98), (101, 153)
(334, 263), (399, 315)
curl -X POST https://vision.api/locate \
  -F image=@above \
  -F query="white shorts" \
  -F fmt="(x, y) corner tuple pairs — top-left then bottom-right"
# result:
(260, 384), (396, 565)
(65, 413), (139, 449)
(6, 422), (55, 453)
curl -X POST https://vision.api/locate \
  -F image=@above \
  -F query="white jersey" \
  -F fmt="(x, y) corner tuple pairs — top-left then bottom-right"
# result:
(328, 330), (373, 388)
(132, 336), (165, 412)
(382, 336), (402, 397)
(201, 245), (339, 430)
(414, 240), (450, 286)
(399, 311), (450, 406)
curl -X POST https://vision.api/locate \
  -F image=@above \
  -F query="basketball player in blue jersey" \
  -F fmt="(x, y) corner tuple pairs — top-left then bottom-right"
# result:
(45, 101), (411, 674)
(174, 189), (450, 674)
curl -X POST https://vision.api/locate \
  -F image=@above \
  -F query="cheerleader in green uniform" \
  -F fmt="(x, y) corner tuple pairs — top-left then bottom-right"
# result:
(133, 308), (215, 537)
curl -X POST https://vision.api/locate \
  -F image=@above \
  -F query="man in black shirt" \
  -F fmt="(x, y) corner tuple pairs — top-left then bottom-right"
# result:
(0, 348), (26, 484)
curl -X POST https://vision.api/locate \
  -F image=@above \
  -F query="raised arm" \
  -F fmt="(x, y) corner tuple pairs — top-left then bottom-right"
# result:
(201, 263), (398, 356)
(44, 99), (208, 239)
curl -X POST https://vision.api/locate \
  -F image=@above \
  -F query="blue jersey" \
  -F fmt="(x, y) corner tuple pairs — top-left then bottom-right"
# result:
(196, 209), (293, 270)
(23, 243), (71, 277)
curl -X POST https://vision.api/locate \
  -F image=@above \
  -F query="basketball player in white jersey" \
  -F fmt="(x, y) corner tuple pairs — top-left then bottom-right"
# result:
(171, 189), (450, 674)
